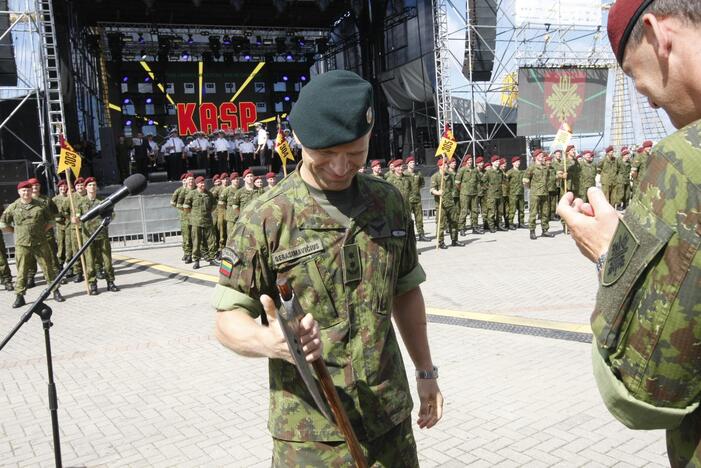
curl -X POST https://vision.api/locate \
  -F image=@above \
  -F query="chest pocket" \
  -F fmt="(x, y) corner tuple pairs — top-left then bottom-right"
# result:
(364, 228), (405, 315)
(592, 206), (674, 350)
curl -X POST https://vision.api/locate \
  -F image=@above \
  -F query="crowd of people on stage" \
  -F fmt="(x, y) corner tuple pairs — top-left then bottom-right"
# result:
(116, 123), (302, 183)
(0, 176), (119, 308)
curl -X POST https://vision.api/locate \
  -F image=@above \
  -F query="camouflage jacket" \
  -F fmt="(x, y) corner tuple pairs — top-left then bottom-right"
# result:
(484, 168), (503, 198)
(506, 168), (524, 197)
(386, 173), (411, 202)
(553, 159), (566, 190)
(599, 157), (620, 186)
(0, 198), (53, 247)
(230, 187), (259, 223)
(430, 170), (456, 208)
(211, 169), (425, 442)
(546, 166), (558, 192)
(458, 167), (480, 196)
(175, 188), (193, 225)
(616, 160), (632, 185)
(591, 120), (701, 447)
(403, 170), (424, 204)
(171, 187), (187, 222)
(523, 164), (549, 196)
(184, 189), (216, 227)
(579, 159), (597, 192)
(219, 186), (239, 222)
(52, 194), (70, 228)
(75, 195), (111, 240)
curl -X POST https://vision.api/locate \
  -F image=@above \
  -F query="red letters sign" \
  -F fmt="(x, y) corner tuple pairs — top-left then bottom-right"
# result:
(176, 101), (258, 135)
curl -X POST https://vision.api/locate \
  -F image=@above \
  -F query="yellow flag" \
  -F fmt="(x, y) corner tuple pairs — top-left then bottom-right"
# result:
(57, 139), (82, 178)
(275, 116), (294, 164)
(435, 125), (457, 160)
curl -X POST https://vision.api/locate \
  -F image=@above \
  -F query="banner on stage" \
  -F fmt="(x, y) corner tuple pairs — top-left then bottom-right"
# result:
(57, 140), (82, 178)
(176, 101), (258, 136)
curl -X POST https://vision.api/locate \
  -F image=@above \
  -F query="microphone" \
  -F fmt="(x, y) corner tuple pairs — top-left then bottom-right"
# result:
(79, 174), (147, 222)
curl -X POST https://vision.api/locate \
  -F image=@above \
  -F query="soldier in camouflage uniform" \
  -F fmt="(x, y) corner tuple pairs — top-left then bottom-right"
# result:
(68, 177), (87, 282)
(523, 151), (553, 239)
(577, 150), (597, 203)
(370, 159), (383, 178)
(404, 156), (427, 241)
(229, 169), (260, 229)
(73, 177), (119, 295)
(598, 146), (620, 203)
(217, 172), (230, 254)
(506, 157), (526, 229)
(218, 172), (239, 245)
(545, 155), (559, 221)
(171, 173), (192, 262)
(615, 149), (632, 209)
(387, 159), (410, 205)
(631, 139), (653, 194)
(558, 2), (701, 465)
(0, 204), (13, 290)
(214, 70), (442, 467)
(483, 157), (507, 233)
(210, 174), (223, 248)
(457, 157), (480, 235)
(0, 180), (65, 308)
(27, 177), (60, 287)
(183, 176), (219, 270)
(498, 158), (510, 228)
(552, 149), (565, 211)
(431, 158), (462, 248)
(52, 180), (70, 269)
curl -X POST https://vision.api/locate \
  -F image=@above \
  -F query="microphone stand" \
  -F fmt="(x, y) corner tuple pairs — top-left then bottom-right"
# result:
(0, 212), (113, 468)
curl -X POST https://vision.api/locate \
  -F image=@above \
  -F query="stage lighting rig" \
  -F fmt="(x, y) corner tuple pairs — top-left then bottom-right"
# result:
(223, 35), (232, 46)
(187, 34), (194, 44)
(209, 36), (221, 59)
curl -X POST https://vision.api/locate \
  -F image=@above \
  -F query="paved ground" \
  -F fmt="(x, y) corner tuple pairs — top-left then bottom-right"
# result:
(0, 221), (670, 467)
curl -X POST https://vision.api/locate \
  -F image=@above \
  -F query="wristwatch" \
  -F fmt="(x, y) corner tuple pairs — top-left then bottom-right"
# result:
(415, 366), (439, 379)
(595, 251), (608, 275)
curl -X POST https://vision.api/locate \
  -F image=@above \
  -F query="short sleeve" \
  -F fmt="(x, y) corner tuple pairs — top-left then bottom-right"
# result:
(395, 204), (426, 295)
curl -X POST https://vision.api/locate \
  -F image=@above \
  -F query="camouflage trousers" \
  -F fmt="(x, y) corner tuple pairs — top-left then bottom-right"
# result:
(217, 209), (227, 249)
(458, 194), (478, 230)
(68, 226), (84, 275)
(408, 199), (424, 236)
(15, 243), (57, 296)
(55, 225), (69, 265)
(484, 196), (503, 230)
(181, 220), (192, 257)
(615, 183), (630, 207)
(271, 418), (419, 468)
(601, 183), (616, 204)
(436, 204), (459, 245)
(0, 234), (11, 283)
(508, 195), (525, 226)
(85, 237), (114, 284)
(28, 228), (59, 277)
(548, 191), (559, 220)
(191, 224), (217, 260)
(226, 221), (236, 245)
(528, 194), (550, 233)
(667, 408), (701, 467)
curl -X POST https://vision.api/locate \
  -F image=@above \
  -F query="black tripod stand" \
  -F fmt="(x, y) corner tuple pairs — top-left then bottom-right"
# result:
(0, 213), (113, 468)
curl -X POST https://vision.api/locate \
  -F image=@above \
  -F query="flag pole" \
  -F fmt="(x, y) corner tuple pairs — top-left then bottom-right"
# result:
(435, 155), (447, 251)
(64, 170), (90, 294)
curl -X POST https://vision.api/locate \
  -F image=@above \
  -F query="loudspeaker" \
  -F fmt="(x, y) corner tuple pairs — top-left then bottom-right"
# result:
(94, 127), (120, 186)
(0, 159), (30, 182)
(0, 0), (17, 87)
(248, 165), (268, 176)
(463, 0), (496, 82)
(148, 171), (168, 183)
(529, 138), (542, 152)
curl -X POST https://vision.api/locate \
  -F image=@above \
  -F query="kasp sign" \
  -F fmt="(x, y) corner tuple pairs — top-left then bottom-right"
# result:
(176, 101), (258, 135)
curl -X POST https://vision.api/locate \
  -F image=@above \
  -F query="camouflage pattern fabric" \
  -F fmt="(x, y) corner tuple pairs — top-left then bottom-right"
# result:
(52, 194), (70, 265)
(184, 189), (217, 261)
(578, 159), (597, 203)
(28, 193), (60, 275)
(483, 168), (503, 230)
(501, 168), (510, 226)
(431, 170), (459, 243)
(212, 169), (425, 443)
(387, 173), (411, 205)
(0, 198), (58, 295)
(591, 119), (701, 467)
(68, 192), (85, 274)
(631, 152), (650, 195)
(506, 167), (525, 226)
(75, 196), (115, 283)
(523, 164), (550, 232)
(271, 417), (419, 467)
(599, 156), (620, 203)
(210, 185), (223, 246)
(615, 159), (632, 207)
(175, 187), (193, 257)
(0, 231), (11, 283)
(547, 165), (558, 220)
(458, 167), (481, 229)
(404, 170), (424, 237)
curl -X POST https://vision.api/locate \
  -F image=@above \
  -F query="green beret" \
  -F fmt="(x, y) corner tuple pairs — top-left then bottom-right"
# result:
(289, 70), (374, 149)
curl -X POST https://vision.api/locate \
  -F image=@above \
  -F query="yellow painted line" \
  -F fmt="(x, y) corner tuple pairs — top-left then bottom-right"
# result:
(426, 307), (591, 334)
(108, 103), (122, 112)
(113, 254), (591, 334)
(229, 61), (265, 102)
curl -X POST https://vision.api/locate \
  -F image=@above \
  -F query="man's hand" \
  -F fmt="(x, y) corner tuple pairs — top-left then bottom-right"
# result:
(557, 187), (620, 262)
(416, 379), (443, 429)
(260, 294), (322, 364)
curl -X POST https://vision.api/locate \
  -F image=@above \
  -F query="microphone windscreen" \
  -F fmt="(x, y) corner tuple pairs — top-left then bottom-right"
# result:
(124, 174), (148, 195)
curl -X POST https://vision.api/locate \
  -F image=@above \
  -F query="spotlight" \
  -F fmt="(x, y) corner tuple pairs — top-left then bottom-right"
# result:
(285, 53), (293, 61)
(223, 35), (232, 45)
(146, 97), (153, 104)
(300, 75), (307, 81)
(148, 119), (154, 125)
(256, 35), (262, 45)
(144, 76), (150, 82)
(284, 96), (291, 102)
(140, 50), (147, 59)
(244, 54), (251, 61)
(125, 119), (133, 126)
(123, 98), (130, 104)
(122, 76), (128, 82)
(182, 51), (190, 59)
(187, 34), (194, 44)
(282, 75), (288, 81)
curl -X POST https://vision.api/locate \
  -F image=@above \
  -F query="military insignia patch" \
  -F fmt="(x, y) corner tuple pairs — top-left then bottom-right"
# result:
(602, 219), (639, 286)
(219, 259), (234, 278)
(391, 229), (406, 237)
(366, 107), (373, 124)
(219, 247), (240, 278)
(342, 243), (361, 284)
(272, 240), (323, 266)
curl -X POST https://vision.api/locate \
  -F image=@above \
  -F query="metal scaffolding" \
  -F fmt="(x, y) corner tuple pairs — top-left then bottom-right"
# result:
(432, 0), (453, 140)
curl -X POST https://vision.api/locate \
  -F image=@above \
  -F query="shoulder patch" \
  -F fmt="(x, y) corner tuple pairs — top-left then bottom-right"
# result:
(391, 229), (406, 237)
(602, 219), (640, 286)
(272, 240), (323, 266)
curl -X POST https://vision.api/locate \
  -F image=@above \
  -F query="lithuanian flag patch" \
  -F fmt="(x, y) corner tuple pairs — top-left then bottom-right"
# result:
(219, 259), (234, 278)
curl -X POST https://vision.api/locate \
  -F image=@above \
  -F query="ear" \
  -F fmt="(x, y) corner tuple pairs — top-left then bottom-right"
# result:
(642, 13), (672, 59)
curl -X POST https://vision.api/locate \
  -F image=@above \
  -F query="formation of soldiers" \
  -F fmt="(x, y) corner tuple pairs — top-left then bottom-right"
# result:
(0, 176), (119, 308)
(171, 169), (278, 268)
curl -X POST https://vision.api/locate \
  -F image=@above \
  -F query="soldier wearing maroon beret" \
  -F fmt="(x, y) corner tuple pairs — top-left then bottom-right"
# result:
(370, 158), (383, 178)
(558, 1), (701, 465)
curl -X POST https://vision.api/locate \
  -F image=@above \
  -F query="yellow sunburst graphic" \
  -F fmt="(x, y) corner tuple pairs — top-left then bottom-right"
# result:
(546, 75), (582, 123)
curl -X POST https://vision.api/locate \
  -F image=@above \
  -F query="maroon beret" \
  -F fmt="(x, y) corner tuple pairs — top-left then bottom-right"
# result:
(75, 177), (85, 185)
(512, 157), (521, 163)
(606, 145), (614, 153)
(195, 176), (205, 184)
(484, 162), (492, 168)
(57, 179), (67, 187)
(230, 172), (239, 179)
(243, 169), (253, 177)
(607, 0), (654, 65)
(391, 159), (403, 167)
(405, 156), (415, 163)
(499, 158), (506, 165)
(84, 177), (97, 185)
(265, 172), (276, 179)
(370, 159), (381, 168)
(27, 178), (39, 185)
(17, 180), (32, 190)
(642, 140), (653, 148)
(220, 172), (229, 179)
(532, 149), (542, 157)
(566, 145), (575, 152)
(475, 156), (484, 164)
(212, 175), (220, 181)
(490, 155), (500, 163)
(637, 146), (646, 153)
(180, 173), (188, 181)
(621, 149), (631, 156)
(185, 172), (194, 178)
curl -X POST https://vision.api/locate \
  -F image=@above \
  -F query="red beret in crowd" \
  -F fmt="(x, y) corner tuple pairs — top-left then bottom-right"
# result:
(607, 0), (651, 65)
(17, 180), (32, 190)
(195, 176), (205, 184)
(84, 177), (96, 185)
(243, 169), (252, 177)
(405, 156), (415, 163)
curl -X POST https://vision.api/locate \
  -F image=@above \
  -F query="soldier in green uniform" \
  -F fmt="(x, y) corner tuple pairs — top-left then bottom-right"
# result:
(523, 151), (553, 239)
(265, 172), (277, 191)
(73, 177), (119, 295)
(474, 156), (487, 231)
(387, 159), (410, 204)
(483, 157), (507, 233)
(404, 156), (427, 241)
(598, 146), (619, 203)
(431, 158), (462, 248)
(559, 2), (701, 465)
(210, 174), (223, 248)
(615, 148), (632, 209)
(171, 173), (191, 262)
(218, 172), (239, 246)
(27, 177), (60, 287)
(552, 149), (565, 211)
(545, 155), (559, 221)
(457, 157), (478, 235)
(52, 180), (70, 269)
(0, 204), (13, 290)
(213, 70), (442, 467)
(183, 176), (219, 270)
(229, 169), (260, 229)
(577, 150), (598, 203)
(370, 159), (383, 178)
(499, 158), (510, 228)
(0, 180), (65, 307)
(217, 172), (230, 254)
(177, 173), (195, 264)
(68, 177), (86, 282)
(506, 156), (526, 229)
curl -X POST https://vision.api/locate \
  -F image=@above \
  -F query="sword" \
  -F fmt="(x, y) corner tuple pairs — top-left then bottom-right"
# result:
(276, 280), (368, 468)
